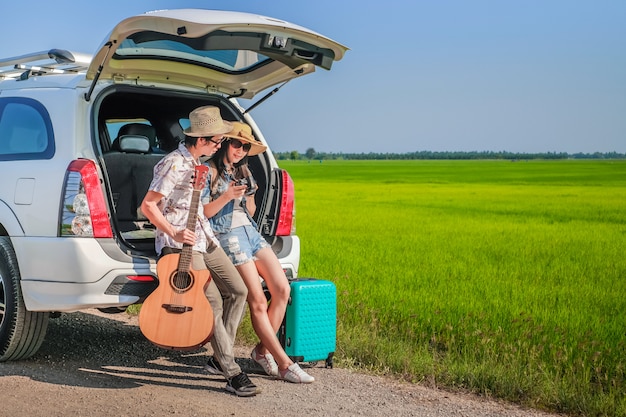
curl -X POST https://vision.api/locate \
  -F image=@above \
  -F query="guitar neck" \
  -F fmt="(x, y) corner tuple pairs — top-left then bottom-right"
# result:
(179, 180), (203, 273)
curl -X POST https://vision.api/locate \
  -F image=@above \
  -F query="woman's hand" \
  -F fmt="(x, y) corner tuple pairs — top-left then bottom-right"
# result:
(225, 182), (248, 200)
(202, 181), (247, 219)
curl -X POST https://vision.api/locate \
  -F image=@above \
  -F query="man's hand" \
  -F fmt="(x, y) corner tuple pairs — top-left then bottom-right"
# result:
(172, 227), (197, 245)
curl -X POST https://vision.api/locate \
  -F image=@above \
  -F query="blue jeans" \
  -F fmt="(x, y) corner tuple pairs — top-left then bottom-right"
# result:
(217, 225), (270, 266)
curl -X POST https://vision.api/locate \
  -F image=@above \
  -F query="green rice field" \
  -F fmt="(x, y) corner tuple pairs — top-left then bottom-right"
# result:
(279, 159), (626, 416)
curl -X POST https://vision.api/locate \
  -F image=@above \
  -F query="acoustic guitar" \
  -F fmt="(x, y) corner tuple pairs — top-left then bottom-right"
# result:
(139, 165), (214, 350)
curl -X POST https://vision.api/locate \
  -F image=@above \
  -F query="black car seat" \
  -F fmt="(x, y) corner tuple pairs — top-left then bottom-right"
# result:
(104, 124), (164, 239)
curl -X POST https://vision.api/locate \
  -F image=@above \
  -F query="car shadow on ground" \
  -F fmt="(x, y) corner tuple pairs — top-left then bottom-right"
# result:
(1, 311), (271, 391)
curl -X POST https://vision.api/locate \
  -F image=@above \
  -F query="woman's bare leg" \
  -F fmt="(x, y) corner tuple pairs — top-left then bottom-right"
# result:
(254, 247), (291, 335)
(236, 260), (293, 370)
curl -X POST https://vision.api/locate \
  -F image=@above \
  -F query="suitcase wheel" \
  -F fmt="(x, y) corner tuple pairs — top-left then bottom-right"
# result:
(325, 353), (334, 368)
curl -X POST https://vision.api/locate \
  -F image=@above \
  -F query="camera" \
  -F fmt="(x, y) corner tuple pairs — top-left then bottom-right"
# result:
(235, 178), (255, 195)
(234, 165), (257, 196)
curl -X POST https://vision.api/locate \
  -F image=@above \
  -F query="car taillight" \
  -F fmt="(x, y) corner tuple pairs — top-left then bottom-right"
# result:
(275, 169), (296, 236)
(126, 275), (157, 282)
(60, 159), (112, 238)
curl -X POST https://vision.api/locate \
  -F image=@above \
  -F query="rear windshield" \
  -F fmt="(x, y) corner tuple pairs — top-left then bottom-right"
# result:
(115, 31), (271, 73)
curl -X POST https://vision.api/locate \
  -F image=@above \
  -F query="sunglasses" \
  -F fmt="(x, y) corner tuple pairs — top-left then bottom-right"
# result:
(206, 136), (225, 145)
(229, 139), (252, 152)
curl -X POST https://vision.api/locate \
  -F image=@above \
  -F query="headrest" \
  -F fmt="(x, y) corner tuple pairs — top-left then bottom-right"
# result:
(118, 123), (156, 145)
(113, 135), (151, 154)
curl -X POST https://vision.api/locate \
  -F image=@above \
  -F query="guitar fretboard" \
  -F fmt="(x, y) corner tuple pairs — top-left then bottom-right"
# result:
(179, 190), (201, 274)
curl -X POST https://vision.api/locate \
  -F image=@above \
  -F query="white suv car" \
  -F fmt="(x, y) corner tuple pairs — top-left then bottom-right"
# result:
(0, 9), (346, 361)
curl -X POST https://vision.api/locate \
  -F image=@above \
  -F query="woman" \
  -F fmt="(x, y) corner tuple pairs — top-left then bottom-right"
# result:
(201, 121), (314, 384)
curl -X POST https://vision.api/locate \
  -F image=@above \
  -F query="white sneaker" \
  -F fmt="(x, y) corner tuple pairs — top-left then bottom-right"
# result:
(278, 363), (315, 384)
(251, 347), (279, 376)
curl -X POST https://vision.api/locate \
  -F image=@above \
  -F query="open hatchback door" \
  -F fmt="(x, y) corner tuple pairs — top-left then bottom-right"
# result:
(87, 9), (348, 99)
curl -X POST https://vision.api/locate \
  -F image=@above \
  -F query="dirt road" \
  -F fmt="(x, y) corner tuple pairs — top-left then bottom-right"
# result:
(0, 310), (563, 417)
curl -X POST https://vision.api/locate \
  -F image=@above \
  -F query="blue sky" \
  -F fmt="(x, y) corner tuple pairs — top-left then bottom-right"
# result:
(2, 1), (625, 154)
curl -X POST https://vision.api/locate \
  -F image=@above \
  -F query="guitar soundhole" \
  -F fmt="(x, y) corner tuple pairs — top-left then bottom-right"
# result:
(169, 270), (194, 293)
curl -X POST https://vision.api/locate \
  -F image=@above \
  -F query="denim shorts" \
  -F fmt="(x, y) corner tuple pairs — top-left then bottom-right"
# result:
(217, 225), (270, 266)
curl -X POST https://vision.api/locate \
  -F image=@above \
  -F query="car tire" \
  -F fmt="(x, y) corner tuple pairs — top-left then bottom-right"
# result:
(0, 236), (49, 362)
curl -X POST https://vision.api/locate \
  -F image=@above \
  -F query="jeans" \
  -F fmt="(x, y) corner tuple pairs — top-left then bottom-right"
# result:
(161, 245), (248, 379)
(217, 224), (271, 266)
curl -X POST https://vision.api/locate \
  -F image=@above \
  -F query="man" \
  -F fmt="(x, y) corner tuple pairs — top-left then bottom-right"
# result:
(140, 105), (258, 397)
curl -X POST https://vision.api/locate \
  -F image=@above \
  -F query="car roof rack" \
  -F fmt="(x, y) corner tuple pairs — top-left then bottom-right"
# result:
(0, 49), (92, 80)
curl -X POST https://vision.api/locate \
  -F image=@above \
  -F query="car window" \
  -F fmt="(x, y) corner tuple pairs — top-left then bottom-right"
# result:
(0, 98), (55, 160)
(179, 118), (190, 131)
(117, 34), (269, 73)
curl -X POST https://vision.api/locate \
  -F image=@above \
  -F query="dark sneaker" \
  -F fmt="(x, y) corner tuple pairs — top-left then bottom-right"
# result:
(204, 356), (224, 376)
(226, 372), (260, 397)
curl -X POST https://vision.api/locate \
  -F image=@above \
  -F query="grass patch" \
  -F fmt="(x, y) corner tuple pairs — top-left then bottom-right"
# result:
(280, 159), (626, 416)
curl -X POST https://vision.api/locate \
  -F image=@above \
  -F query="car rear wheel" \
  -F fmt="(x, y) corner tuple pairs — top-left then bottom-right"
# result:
(0, 236), (49, 361)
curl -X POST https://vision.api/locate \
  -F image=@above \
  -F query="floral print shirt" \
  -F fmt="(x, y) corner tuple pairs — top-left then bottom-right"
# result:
(148, 143), (219, 255)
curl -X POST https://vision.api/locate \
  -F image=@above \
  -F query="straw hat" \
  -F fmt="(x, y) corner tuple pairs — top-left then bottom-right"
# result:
(224, 121), (267, 156)
(184, 106), (233, 137)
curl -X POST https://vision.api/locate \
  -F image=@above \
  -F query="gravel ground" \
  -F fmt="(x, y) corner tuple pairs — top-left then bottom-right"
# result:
(0, 310), (565, 417)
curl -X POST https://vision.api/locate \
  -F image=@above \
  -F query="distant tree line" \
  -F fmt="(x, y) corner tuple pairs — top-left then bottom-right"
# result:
(274, 149), (626, 161)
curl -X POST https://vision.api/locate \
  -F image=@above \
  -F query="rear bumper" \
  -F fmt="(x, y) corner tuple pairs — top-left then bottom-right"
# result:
(11, 234), (298, 312)
(273, 235), (300, 278)
(11, 236), (157, 311)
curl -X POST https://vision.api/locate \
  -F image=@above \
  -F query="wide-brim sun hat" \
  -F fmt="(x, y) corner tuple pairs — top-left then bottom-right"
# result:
(224, 121), (268, 156)
(184, 105), (233, 137)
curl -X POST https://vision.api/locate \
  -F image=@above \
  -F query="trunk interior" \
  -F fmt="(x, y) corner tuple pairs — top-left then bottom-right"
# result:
(95, 85), (273, 256)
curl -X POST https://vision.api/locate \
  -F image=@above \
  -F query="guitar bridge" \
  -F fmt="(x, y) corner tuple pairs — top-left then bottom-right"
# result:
(162, 304), (193, 314)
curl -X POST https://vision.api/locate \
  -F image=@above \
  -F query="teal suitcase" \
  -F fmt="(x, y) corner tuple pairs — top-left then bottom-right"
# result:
(278, 278), (336, 368)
